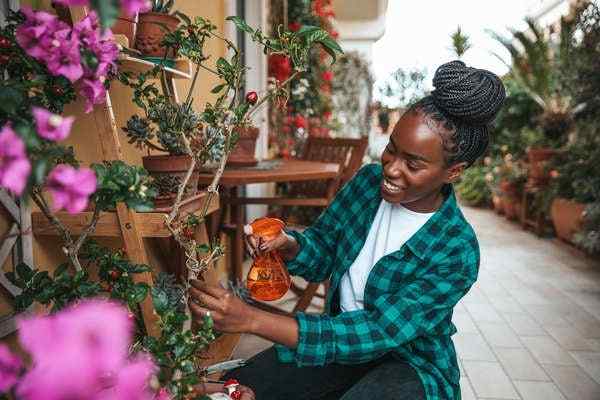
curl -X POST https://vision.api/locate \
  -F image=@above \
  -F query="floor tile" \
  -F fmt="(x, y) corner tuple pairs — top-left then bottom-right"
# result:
(503, 312), (547, 336)
(462, 360), (520, 399)
(569, 351), (600, 385)
(495, 348), (550, 381)
(465, 302), (504, 323)
(513, 380), (566, 400)
(488, 295), (526, 314)
(478, 322), (523, 348)
(544, 325), (595, 351)
(543, 364), (600, 400)
(453, 311), (479, 334)
(526, 305), (570, 327)
(521, 336), (577, 366)
(459, 377), (477, 400)
(454, 332), (497, 362)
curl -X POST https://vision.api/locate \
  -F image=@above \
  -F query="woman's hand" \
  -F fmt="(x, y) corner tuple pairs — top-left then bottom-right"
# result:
(244, 230), (299, 261)
(188, 280), (255, 333)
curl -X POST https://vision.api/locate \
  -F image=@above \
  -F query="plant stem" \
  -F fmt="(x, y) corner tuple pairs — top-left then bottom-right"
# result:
(185, 63), (202, 106)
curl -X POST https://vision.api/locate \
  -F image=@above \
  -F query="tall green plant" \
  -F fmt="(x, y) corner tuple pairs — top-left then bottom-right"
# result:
(450, 26), (472, 59)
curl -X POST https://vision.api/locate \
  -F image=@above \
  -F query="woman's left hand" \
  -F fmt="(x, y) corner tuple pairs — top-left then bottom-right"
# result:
(188, 280), (254, 333)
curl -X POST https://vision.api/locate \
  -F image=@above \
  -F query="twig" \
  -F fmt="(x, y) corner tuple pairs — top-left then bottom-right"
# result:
(73, 205), (101, 254)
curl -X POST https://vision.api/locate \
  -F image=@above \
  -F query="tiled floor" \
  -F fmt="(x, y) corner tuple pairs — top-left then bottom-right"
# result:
(231, 206), (600, 400)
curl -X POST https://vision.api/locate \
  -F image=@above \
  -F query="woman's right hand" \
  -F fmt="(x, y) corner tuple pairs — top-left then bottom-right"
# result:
(244, 230), (298, 260)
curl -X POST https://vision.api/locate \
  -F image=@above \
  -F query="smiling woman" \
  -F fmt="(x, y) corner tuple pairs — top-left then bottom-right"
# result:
(189, 60), (506, 400)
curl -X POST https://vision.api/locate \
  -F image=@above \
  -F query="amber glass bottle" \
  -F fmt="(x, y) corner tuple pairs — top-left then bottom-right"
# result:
(244, 217), (291, 301)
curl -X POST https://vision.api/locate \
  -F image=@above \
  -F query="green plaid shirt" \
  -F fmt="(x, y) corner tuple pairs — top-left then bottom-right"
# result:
(276, 163), (479, 400)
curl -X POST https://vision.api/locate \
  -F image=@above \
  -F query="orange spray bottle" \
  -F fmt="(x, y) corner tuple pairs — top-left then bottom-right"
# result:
(244, 217), (291, 301)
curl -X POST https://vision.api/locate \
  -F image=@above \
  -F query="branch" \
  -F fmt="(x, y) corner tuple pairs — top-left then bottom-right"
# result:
(73, 205), (101, 254)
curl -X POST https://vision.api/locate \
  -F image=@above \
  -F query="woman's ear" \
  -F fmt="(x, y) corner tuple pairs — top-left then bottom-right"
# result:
(445, 162), (467, 183)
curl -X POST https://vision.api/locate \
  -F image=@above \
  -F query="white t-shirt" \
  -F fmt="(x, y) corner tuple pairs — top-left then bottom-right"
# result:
(339, 199), (435, 312)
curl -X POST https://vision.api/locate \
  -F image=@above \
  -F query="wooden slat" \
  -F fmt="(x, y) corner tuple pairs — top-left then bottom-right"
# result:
(19, 202), (33, 267)
(0, 224), (22, 297)
(226, 197), (330, 207)
(0, 190), (19, 222)
(0, 314), (17, 338)
(32, 193), (220, 238)
(116, 203), (160, 337)
(119, 55), (192, 80)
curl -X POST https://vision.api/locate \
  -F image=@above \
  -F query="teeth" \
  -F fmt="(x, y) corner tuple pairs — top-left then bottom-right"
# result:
(383, 179), (403, 193)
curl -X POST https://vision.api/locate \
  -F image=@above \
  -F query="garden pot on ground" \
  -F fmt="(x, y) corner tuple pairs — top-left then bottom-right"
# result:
(135, 13), (180, 57)
(227, 126), (259, 167)
(492, 194), (504, 215)
(527, 147), (557, 187)
(550, 198), (586, 243)
(142, 154), (199, 208)
(499, 180), (520, 220)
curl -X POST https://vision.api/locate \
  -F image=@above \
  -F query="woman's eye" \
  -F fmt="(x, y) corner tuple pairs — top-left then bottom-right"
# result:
(407, 162), (420, 170)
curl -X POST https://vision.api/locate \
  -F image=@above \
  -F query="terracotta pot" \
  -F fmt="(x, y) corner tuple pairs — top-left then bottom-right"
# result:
(228, 126), (259, 167)
(492, 194), (504, 215)
(135, 13), (180, 57)
(502, 196), (520, 220)
(142, 155), (198, 208)
(500, 180), (519, 197)
(550, 198), (586, 243)
(527, 147), (557, 187)
(112, 12), (138, 48)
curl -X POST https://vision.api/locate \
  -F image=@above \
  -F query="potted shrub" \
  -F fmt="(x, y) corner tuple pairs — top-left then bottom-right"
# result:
(135, 0), (180, 58)
(456, 165), (492, 207)
(497, 154), (526, 220)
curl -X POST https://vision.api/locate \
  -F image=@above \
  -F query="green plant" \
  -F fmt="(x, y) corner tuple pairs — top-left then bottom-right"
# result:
(375, 67), (428, 109)
(450, 26), (472, 58)
(574, 202), (600, 255)
(151, 0), (175, 14)
(456, 165), (491, 206)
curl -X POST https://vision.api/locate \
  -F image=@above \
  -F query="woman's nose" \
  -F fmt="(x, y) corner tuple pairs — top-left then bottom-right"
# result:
(384, 158), (405, 178)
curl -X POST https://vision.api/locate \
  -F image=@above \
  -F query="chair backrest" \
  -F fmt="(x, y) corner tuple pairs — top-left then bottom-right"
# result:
(289, 136), (368, 199)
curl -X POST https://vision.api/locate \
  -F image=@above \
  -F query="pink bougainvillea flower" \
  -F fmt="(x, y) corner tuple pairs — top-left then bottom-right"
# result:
(46, 164), (97, 213)
(0, 344), (22, 393)
(45, 31), (84, 82)
(154, 388), (172, 400)
(0, 125), (31, 196)
(32, 107), (74, 142)
(15, 7), (64, 60)
(122, 0), (152, 16)
(16, 300), (154, 400)
(79, 78), (108, 113)
(101, 356), (156, 400)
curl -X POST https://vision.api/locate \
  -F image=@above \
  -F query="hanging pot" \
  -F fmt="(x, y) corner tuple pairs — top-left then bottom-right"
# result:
(142, 154), (199, 208)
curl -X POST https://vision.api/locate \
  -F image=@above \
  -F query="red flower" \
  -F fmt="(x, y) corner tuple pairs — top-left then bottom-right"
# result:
(268, 54), (292, 83)
(288, 21), (301, 32)
(322, 70), (334, 82)
(323, 111), (332, 121)
(330, 30), (339, 39)
(293, 114), (307, 129)
(245, 91), (258, 105)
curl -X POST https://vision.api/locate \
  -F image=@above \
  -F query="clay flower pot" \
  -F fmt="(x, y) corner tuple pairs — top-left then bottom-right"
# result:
(527, 147), (557, 187)
(227, 126), (259, 167)
(142, 154), (198, 208)
(135, 12), (180, 57)
(112, 12), (138, 48)
(550, 198), (587, 243)
(492, 194), (504, 215)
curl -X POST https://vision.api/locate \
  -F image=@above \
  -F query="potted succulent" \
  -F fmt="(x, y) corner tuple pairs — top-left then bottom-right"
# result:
(135, 0), (180, 58)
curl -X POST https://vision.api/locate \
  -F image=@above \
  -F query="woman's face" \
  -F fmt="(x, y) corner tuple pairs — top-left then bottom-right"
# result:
(380, 111), (463, 211)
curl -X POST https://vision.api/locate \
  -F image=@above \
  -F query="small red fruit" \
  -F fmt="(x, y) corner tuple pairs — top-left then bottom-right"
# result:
(182, 227), (194, 239)
(245, 91), (258, 105)
(230, 390), (242, 400)
(0, 36), (10, 49)
(110, 270), (122, 281)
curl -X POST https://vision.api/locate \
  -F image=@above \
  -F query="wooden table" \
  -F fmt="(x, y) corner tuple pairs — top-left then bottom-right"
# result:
(197, 159), (340, 281)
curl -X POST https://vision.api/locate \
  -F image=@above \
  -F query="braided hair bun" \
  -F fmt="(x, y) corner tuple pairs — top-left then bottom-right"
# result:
(431, 60), (505, 125)
(410, 60), (506, 167)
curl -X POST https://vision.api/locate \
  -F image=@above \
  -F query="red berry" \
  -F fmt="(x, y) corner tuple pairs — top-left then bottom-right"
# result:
(182, 227), (194, 239)
(0, 54), (9, 65)
(0, 36), (10, 49)
(230, 390), (242, 400)
(245, 91), (258, 105)
(110, 270), (122, 281)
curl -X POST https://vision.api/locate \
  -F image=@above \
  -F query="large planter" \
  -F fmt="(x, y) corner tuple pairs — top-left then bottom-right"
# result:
(499, 180), (520, 220)
(135, 13), (180, 57)
(227, 126), (259, 167)
(550, 198), (586, 243)
(527, 147), (557, 187)
(142, 155), (198, 208)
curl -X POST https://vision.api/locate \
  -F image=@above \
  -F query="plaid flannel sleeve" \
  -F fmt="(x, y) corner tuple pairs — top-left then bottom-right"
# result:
(277, 248), (479, 366)
(284, 166), (369, 283)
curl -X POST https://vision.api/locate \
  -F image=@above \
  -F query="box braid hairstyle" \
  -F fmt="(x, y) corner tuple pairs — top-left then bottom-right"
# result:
(408, 60), (506, 168)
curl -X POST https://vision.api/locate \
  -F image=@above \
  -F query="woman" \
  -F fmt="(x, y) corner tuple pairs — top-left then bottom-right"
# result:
(189, 60), (505, 400)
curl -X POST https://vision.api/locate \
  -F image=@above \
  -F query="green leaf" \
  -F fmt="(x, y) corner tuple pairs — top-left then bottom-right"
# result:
(16, 263), (34, 282)
(210, 84), (226, 94)
(226, 16), (254, 35)
(152, 287), (170, 315)
(131, 282), (150, 303)
(33, 159), (48, 186)
(318, 37), (344, 64)
(0, 85), (24, 115)
(296, 25), (321, 37)
(174, 11), (191, 25)
(54, 263), (69, 278)
(89, 0), (120, 29)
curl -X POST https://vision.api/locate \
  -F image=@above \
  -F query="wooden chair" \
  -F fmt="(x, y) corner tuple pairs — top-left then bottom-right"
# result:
(283, 137), (368, 313)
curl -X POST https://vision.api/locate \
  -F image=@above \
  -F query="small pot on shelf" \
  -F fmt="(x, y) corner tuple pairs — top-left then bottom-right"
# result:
(142, 154), (199, 208)
(227, 126), (259, 167)
(135, 12), (180, 58)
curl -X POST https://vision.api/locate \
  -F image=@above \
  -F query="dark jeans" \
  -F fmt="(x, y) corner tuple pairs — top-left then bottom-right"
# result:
(223, 346), (426, 400)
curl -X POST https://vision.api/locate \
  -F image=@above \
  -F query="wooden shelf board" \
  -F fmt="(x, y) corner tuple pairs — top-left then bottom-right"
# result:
(32, 192), (219, 238)
(118, 55), (192, 80)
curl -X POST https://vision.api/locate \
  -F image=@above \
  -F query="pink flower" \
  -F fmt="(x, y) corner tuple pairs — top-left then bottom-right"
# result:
(46, 164), (97, 214)
(0, 344), (22, 393)
(154, 388), (172, 400)
(122, 0), (152, 16)
(45, 29), (84, 82)
(15, 7), (65, 60)
(16, 300), (153, 400)
(32, 107), (74, 141)
(322, 70), (333, 82)
(79, 78), (108, 113)
(0, 125), (31, 196)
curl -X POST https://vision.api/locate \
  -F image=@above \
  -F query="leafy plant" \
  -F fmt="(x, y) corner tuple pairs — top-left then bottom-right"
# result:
(450, 26), (472, 59)
(456, 166), (492, 206)
(151, 0), (176, 14)
(375, 67), (428, 109)
(574, 202), (600, 255)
